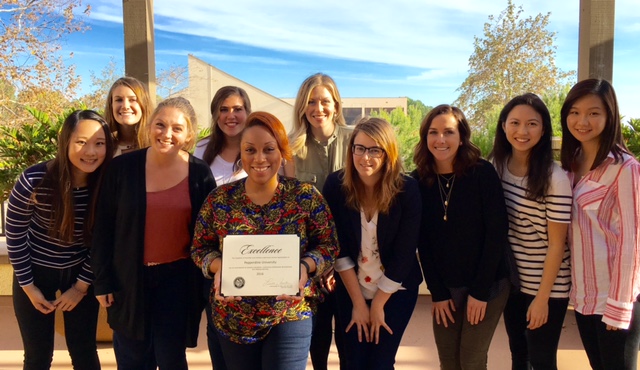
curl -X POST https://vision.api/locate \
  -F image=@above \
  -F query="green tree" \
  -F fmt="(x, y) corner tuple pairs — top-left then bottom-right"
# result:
(370, 99), (432, 172)
(456, 0), (573, 131)
(622, 118), (640, 159)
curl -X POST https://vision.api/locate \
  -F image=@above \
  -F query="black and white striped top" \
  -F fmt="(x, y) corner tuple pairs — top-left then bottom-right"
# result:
(6, 162), (93, 287)
(500, 163), (573, 298)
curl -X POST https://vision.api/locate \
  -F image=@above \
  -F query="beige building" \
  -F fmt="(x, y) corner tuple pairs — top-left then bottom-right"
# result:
(181, 55), (408, 132)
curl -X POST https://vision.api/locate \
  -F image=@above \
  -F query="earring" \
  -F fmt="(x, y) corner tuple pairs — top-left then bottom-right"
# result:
(236, 159), (242, 168)
(281, 158), (287, 167)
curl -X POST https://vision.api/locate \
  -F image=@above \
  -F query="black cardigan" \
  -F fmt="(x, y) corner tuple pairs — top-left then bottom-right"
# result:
(322, 170), (423, 290)
(412, 159), (509, 302)
(91, 149), (216, 345)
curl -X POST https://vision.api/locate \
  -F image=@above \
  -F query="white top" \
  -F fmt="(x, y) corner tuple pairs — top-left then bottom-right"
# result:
(357, 211), (383, 299)
(194, 139), (247, 185)
(500, 162), (573, 298)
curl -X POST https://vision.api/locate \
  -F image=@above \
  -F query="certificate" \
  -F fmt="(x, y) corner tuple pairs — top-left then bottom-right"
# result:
(220, 234), (301, 296)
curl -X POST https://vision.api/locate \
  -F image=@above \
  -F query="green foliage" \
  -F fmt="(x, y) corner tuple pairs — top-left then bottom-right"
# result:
(456, 0), (574, 131)
(0, 106), (83, 201)
(622, 118), (640, 159)
(541, 83), (572, 136)
(370, 99), (432, 172)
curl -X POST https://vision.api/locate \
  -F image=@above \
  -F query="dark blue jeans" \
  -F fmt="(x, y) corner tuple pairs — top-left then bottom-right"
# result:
(575, 299), (640, 370)
(502, 291), (569, 370)
(113, 259), (190, 370)
(12, 264), (100, 370)
(335, 282), (418, 370)
(217, 318), (313, 370)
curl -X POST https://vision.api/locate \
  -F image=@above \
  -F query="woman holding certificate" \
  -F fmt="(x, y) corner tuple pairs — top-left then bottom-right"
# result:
(191, 111), (339, 370)
(322, 117), (423, 369)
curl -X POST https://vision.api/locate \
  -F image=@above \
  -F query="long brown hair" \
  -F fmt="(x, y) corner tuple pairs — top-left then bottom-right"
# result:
(413, 104), (481, 186)
(289, 73), (346, 159)
(342, 117), (404, 214)
(36, 110), (114, 243)
(201, 86), (252, 165)
(104, 76), (152, 149)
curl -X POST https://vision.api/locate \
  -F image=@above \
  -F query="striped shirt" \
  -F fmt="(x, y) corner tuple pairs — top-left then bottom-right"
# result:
(500, 163), (573, 298)
(569, 152), (640, 329)
(6, 162), (94, 287)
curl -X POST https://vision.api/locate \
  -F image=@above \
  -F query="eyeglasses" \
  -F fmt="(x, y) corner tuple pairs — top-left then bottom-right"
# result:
(352, 144), (385, 158)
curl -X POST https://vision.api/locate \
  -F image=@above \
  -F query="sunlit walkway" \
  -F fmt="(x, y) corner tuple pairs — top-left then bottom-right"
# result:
(0, 294), (606, 369)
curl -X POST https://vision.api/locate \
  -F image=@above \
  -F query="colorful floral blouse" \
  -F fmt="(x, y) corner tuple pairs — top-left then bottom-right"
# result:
(191, 176), (339, 344)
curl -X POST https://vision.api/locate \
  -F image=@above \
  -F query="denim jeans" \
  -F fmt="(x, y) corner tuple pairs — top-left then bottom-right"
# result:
(217, 318), (313, 370)
(335, 282), (419, 370)
(502, 291), (569, 370)
(432, 282), (509, 370)
(575, 299), (640, 370)
(113, 259), (190, 370)
(12, 264), (100, 370)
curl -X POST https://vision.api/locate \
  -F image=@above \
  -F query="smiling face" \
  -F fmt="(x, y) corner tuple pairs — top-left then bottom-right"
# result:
(149, 106), (191, 156)
(427, 113), (461, 173)
(111, 85), (142, 127)
(502, 104), (544, 156)
(305, 86), (337, 133)
(217, 94), (247, 139)
(352, 132), (385, 184)
(68, 119), (107, 182)
(241, 125), (282, 186)
(566, 94), (607, 149)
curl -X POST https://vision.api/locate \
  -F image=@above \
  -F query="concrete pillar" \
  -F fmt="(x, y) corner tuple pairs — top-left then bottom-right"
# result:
(578, 0), (615, 81)
(123, 0), (157, 105)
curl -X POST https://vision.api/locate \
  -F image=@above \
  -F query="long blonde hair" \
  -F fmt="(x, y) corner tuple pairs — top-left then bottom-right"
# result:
(342, 117), (404, 214)
(289, 73), (346, 159)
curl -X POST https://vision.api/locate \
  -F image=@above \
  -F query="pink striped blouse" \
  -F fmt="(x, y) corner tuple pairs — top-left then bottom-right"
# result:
(569, 152), (640, 329)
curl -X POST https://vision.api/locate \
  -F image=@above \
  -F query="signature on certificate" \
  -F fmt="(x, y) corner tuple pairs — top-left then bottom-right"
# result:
(263, 278), (294, 289)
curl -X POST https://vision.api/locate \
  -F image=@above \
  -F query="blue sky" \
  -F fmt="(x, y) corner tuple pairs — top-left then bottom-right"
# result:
(65, 0), (640, 119)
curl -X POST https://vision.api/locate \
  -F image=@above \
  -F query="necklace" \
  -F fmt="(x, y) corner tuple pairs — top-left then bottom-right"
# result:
(437, 174), (455, 221)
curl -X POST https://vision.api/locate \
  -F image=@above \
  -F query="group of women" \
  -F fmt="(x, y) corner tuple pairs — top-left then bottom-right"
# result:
(5, 73), (640, 370)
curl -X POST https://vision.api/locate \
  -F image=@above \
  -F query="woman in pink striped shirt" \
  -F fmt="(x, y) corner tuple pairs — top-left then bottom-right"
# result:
(560, 78), (640, 370)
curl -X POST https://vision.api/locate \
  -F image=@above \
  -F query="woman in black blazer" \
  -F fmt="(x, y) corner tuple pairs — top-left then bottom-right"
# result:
(322, 117), (422, 370)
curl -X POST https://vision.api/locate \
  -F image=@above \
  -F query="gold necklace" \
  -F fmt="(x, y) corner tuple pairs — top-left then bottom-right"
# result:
(437, 174), (455, 221)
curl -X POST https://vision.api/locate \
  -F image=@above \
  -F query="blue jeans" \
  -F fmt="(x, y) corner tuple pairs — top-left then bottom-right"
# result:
(12, 264), (100, 370)
(113, 259), (189, 370)
(503, 291), (569, 370)
(335, 282), (418, 370)
(575, 299), (640, 370)
(217, 318), (313, 370)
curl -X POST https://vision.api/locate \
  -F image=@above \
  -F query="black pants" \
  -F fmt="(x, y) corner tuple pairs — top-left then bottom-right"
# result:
(13, 264), (100, 370)
(310, 292), (345, 370)
(502, 291), (569, 370)
(575, 299), (640, 370)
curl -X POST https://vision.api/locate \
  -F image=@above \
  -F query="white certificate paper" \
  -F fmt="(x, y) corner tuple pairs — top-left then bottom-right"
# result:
(221, 234), (301, 296)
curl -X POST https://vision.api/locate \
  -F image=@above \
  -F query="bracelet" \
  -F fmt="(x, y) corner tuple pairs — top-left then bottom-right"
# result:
(72, 284), (88, 296)
(300, 260), (312, 276)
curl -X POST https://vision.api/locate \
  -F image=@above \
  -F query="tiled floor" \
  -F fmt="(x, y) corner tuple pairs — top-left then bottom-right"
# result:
(0, 294), (602, 369)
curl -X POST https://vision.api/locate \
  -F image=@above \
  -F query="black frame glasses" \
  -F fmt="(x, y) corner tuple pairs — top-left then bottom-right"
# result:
(352, 144), (385, 158)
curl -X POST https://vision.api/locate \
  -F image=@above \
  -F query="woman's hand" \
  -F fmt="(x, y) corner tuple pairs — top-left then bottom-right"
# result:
(346, 302), (371, 343)
(432, 299), (456, 327)
(96, 294), (114, 308)
(22, 284), (56, 314)
(276, 262), (308, 302)
(54, 281), (88, 311)
(369, 300), (392, 344)
(526, 296), (549, 330)
(213, 270), (242, 302)
(466, 295), (487, 325)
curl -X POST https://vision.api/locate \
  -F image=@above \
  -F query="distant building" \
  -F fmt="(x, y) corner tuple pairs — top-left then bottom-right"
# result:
(180, 55), (408, 132)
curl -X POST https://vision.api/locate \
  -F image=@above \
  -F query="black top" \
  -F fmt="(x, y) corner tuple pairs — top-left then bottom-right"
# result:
(91, 148), (216, 345)
(411, 159), (509, 302)
(322, 170), (423, 290)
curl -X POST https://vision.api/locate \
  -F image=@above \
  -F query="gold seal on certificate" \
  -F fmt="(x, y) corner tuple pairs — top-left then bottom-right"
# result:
(221, 234), (301, 296)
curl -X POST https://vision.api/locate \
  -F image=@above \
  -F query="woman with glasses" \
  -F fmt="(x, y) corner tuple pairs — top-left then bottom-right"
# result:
(322, 117), (423, 369)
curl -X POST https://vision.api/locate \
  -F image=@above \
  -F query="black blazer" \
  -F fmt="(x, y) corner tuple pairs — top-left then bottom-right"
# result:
(322, 170), (423, 290)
